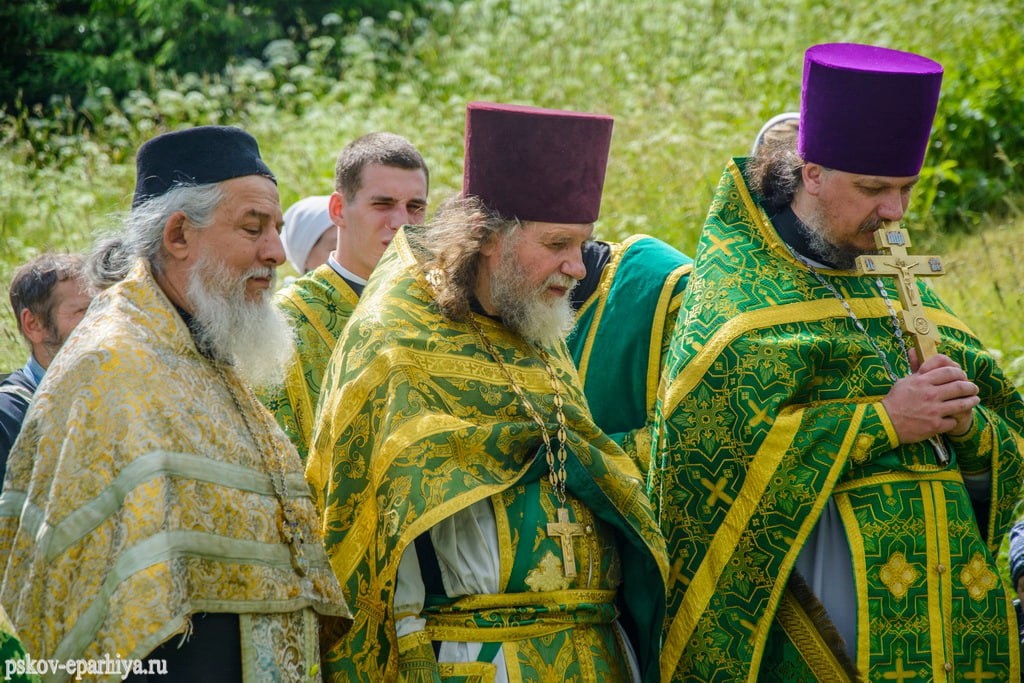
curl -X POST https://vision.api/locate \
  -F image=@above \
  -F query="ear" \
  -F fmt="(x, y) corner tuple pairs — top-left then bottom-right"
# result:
(475, 214), (500, 257)
(19, 308), (47, 345)
(801, 162), (826, 197)
(162, 211), (192, 262)
(329, 191), (346, 229)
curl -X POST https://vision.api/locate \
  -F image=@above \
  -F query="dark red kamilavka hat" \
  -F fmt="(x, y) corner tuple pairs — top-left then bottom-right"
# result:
(463, 102), (613, 224)
(798, 43), (943, 177)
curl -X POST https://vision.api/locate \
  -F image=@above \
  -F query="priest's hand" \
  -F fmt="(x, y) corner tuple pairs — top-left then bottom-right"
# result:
(882, 354), (980, 444)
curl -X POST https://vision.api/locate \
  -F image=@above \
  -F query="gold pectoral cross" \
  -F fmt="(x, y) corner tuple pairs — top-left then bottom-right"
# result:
(855, 224), (950, 466)
(546, 507), (585, 578)
(854, 224), (945, 360)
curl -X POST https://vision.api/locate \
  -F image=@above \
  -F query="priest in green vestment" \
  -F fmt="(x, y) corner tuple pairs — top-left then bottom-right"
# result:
(567, 235), (692, 480)
(309, 102), (668, 682)
(654, 43), (1024, 681)
(0, 126), (349, 679)
(259, 133), (429, 468)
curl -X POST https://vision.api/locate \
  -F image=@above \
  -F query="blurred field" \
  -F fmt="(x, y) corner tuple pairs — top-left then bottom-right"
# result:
(1, 0), (1022, 378)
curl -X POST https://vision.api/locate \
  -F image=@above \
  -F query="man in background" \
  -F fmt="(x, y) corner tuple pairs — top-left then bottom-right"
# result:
(259, 132), (428, 464)
(0, 252), (93, 474)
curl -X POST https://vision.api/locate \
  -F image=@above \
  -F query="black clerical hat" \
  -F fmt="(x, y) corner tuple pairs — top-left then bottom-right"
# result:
(132, 126), (275, 208)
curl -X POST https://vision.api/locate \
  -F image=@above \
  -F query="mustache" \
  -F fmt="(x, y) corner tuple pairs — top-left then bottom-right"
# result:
(245, 265), (276, 280)
(544, 273), (578, 290)
(858, 218), (886, 233)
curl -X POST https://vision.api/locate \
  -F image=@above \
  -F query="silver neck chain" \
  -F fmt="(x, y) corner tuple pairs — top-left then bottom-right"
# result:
(790, 249), (910, 380)
(789, 248), (951, 466)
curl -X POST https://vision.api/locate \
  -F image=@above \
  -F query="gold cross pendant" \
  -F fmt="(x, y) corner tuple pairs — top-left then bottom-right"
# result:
(546, 507), (585, 578)
(283, 520), (308, 576)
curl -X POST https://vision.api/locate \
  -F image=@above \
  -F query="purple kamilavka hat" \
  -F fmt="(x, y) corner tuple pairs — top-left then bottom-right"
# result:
(798, 43), (943, 177)
(463, 102), (613, 224)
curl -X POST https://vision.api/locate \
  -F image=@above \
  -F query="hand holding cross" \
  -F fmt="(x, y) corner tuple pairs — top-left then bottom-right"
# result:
(856, 224), (955, 465)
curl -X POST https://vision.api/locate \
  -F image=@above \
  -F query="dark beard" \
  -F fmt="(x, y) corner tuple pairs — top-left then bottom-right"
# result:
(794, 219), (867, 270)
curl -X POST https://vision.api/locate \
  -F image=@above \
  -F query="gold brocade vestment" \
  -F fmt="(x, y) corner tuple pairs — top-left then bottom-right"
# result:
(258, 263), (360, 469)
(308, 227), (668, 682)
(0, 260), (350, 681)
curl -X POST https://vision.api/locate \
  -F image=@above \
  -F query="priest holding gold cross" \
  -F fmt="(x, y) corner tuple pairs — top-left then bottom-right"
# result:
(654, 43), (1024, 681)
(309, 102), (667, 682)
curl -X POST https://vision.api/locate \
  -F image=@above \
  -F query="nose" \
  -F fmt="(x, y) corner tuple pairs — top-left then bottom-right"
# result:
(562, 248), (587, 281)
(877, 189), (908, 222)
(386, 207), (411, 231)
(262, 229), (286, 267)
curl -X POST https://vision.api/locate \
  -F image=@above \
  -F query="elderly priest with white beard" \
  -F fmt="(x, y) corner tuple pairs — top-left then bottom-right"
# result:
(0, 125), (350, 681)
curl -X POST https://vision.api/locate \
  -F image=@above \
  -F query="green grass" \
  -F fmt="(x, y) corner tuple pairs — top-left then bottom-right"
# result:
(2, 0), (1023, 381)
(931, 217), (1024, 387)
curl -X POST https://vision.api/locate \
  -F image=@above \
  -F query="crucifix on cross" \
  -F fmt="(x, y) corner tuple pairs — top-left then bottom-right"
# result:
(854, 223), (945, 361)
(547, 507), (585, 578)
(855, 223), (951, 466)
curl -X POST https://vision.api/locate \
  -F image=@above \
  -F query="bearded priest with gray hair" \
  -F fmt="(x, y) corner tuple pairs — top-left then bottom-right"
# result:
(0, 125), (350, 681)
(309, 102), (668, 682)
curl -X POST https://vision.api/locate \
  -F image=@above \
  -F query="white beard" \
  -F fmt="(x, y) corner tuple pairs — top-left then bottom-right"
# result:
(186, 252), (294, 389)
(490, 243), (577, 347)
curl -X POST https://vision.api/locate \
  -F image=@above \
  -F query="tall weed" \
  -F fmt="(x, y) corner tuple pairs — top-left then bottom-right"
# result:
(1, 0), (1023, 373)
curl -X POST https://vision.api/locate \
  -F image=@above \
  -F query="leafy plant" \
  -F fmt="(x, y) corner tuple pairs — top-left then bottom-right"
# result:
(0, 0), (439, 114)
(1, 0), (1023, 375)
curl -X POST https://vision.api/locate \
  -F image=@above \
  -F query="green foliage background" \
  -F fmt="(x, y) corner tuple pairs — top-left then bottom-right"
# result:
(1, 0), (1022, 383)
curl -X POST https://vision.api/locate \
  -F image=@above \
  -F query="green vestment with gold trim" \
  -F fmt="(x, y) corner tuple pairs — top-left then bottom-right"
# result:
(567, 234), (691, 478)
(259, 264), (359, 467)
(309, 227), (669, 682)
(654, 159), (1024, 682)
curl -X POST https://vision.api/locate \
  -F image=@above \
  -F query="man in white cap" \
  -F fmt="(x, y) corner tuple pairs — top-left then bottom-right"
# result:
(281, 195), (336, 275)
(260, 132), (428, 463)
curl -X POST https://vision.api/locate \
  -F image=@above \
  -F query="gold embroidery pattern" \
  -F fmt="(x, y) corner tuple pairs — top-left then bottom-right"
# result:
(879, 552), (920, 600)
(258, 265), (358, 464)
(525, 552), (571, 592)
(314, 230), (667, 680)
(960, 552), (998, 600)
(0, 261), (349, 665)
(653, 157), (1024, 681)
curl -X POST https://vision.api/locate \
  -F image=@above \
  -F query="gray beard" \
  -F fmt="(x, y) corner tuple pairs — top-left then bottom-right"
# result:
(186, 253), (294, 389)
(490, 244), (577, 347)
